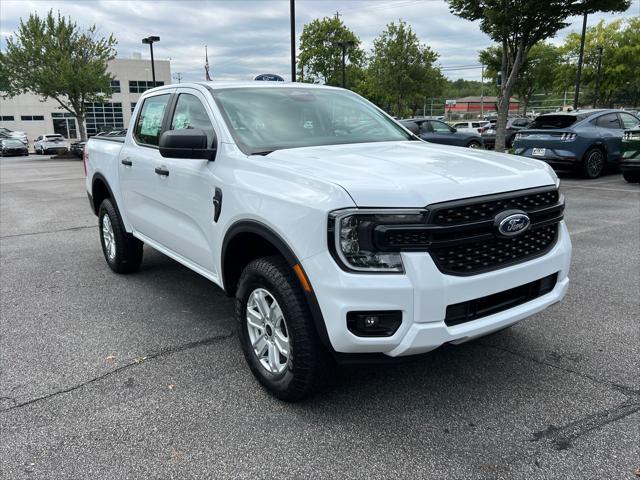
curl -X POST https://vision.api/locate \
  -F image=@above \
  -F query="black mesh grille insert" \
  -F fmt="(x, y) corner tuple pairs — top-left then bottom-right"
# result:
(431, 189), (559, 225)
(430, 224), (558, 275)
(445, 273), (558, 326)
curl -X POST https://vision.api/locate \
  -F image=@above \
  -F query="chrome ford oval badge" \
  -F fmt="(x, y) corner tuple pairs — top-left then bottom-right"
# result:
(496, 211), (531, 237)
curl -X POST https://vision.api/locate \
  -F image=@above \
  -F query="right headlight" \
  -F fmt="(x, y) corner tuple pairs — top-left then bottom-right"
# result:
(328, 209), (428, 273)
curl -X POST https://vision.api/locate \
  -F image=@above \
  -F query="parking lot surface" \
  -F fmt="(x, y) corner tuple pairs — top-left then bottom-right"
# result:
(1, 154), (638, 479)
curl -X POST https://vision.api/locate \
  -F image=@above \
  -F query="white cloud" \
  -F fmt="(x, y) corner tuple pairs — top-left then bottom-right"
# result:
(0, 0), (637, 83)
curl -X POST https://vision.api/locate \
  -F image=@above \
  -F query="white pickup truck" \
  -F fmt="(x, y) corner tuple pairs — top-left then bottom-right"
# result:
(85, 82), (571, 401)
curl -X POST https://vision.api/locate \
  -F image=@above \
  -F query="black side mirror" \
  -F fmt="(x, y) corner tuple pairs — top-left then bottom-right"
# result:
(159, 129), (216, 161)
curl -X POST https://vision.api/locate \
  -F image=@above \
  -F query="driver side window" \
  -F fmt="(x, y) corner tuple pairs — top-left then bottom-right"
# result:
(170, 94), (215, 147)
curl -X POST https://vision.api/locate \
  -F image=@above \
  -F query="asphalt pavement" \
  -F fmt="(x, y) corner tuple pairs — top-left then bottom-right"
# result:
(1, 154), (638, 479)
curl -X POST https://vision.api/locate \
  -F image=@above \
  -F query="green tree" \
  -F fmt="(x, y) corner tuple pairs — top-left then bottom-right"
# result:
(555, 18), (640, 108)
(480, 42), (561, 115)
(297, 16), (364, 87)
(447, 0), (630, 151)
(366, 20), (445, 117)
(1, 10), (117, 140)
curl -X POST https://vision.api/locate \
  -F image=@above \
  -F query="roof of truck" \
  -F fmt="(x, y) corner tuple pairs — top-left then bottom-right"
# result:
(147, 81), (342, 94)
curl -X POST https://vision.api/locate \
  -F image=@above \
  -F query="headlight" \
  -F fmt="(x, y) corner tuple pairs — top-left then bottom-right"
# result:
(328, 209), (428, 273)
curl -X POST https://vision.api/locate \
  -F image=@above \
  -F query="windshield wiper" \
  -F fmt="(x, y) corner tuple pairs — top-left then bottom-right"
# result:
(251, 150), (275, 156)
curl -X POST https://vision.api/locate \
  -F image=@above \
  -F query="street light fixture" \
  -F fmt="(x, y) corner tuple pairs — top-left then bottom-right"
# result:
(335, 40), (355, 89)
(142, 36), (160, 87)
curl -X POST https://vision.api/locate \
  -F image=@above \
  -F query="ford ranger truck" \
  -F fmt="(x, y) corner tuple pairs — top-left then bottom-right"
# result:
(85, 83), (571, 401)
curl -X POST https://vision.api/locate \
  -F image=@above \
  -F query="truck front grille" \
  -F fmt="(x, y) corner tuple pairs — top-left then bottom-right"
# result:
(372, 186), (564, 276)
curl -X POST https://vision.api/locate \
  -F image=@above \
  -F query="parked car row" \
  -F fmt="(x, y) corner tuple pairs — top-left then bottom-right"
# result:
(0, 127), (28, 145)
(399, 118), (484, 148)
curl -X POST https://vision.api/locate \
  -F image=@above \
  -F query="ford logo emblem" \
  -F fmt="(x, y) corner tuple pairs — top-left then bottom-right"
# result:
(495, 210), (531, 237)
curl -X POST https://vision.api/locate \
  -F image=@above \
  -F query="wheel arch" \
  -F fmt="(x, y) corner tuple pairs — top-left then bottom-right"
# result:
(221, 220), (332, 351)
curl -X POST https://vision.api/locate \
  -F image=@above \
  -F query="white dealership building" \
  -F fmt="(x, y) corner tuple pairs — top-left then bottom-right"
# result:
(0, 56), (172, 146)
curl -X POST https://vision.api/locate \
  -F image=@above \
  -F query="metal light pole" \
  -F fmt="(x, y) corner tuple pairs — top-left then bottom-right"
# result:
(573, 13), (587, 110)
(142, 36), (160, 87)
(593, 46), (603, 108)
(290, 0), (296, 82)
(336, 40), (355, 89)
(480, 64), (485, 119)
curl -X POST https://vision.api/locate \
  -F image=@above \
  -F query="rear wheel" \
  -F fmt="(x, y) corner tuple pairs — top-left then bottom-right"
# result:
(98, 198), (143, 273)
(466, 140), (482, 149)
(623, 170), (640, 183)
(580, 147), (606, 179)
(236, 256), (328, 401)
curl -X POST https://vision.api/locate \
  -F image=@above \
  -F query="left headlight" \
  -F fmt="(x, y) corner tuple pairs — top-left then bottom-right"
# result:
(328, 209), (428, 273)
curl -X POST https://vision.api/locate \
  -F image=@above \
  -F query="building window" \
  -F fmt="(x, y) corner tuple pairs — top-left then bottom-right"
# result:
(20, 115), (45, 121)
(131, 102), (137, 113)
(128, 80), (164, 94)
(51, 113), (78, 139)
(51, 112), (76, 118)
(111, 80), (121, 93)
(1, 116), (15, 121)
(85, 102), (124, 136)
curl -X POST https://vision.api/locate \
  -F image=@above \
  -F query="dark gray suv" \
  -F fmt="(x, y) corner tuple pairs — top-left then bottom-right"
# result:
(513, 109), (640, 178)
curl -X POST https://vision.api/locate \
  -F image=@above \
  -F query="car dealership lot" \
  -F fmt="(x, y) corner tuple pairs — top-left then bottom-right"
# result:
(0, 155), (638, 479)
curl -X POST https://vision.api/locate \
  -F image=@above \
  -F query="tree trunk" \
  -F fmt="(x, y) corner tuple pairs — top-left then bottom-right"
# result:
(495, 42), (526, 152)
(77, 115), (87, 141)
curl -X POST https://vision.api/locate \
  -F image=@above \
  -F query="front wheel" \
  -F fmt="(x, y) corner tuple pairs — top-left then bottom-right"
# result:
(623, 170), (640, 183)
(98, 198), (143, 273)
(236, 256), (328, 401)
(580, 147), (606, 179)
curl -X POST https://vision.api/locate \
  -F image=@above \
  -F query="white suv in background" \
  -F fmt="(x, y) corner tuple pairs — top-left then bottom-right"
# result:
(34, 134), (70, 154)
(452, 120), (491, 134)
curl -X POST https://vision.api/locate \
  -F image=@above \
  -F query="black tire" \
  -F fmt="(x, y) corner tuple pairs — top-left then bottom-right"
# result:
(98, 198), (143, 273)
(236, 256), (329, 401)
(466, 140), (482, 149)
(623, 170), (640, 183)
(580, 147), (606, 179)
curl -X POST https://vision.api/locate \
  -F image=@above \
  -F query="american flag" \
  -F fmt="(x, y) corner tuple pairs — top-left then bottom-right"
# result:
(205, 45), (211, 81)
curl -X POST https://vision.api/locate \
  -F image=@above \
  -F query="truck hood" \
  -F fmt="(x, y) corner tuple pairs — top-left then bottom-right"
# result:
(261, 141), (557, 207)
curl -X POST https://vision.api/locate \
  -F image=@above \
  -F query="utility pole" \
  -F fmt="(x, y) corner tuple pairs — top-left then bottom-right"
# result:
(593, 46), (603, 108)
(173, 73), (183, 84)
(573, 12), (588, 110)
(290, 0), (296, 82)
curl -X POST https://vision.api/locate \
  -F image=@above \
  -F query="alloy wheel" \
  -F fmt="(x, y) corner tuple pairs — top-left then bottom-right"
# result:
(102, 214), (116, 260)
(587, 150), (604, 178)
(246, 288), (290, 374)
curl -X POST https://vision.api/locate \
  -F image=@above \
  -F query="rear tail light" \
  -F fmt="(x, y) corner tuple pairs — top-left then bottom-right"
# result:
(560, 132), (576, 141)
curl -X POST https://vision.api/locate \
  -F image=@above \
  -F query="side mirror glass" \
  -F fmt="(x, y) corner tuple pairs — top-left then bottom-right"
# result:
(159, 129), (216, 161)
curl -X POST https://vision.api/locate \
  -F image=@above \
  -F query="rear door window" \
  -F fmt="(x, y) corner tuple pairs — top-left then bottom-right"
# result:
(595, 113), (621, 129)
(619, 113), (640, 129)
(431, 120), (452, 133)
(134, 94), (171, 146)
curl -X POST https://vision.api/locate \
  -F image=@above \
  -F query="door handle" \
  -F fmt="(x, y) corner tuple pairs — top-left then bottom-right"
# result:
(155, 166), (170, 177)
(121, 158), (132, 166)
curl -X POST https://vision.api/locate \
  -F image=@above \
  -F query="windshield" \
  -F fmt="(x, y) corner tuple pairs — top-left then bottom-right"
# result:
(212, 87), (412, 155)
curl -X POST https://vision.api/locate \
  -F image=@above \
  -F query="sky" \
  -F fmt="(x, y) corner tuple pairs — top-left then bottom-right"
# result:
(1, 0), (638, 83)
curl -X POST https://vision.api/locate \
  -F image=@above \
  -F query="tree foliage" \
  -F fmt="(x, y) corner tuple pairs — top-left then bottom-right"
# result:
(1, 10), (117, 140)
(480, 42), (561, 115)
(365, 20), (445, 117)
(555, 18), (640, 108)
(447, 0), (631, 150)
(297, 16), (364, 86)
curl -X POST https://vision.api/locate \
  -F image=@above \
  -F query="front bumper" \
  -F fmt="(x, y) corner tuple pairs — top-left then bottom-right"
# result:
(302, 221), (571, 356)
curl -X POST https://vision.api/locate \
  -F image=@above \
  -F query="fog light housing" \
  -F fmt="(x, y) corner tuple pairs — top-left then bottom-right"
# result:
(346, 311), (402, 337)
